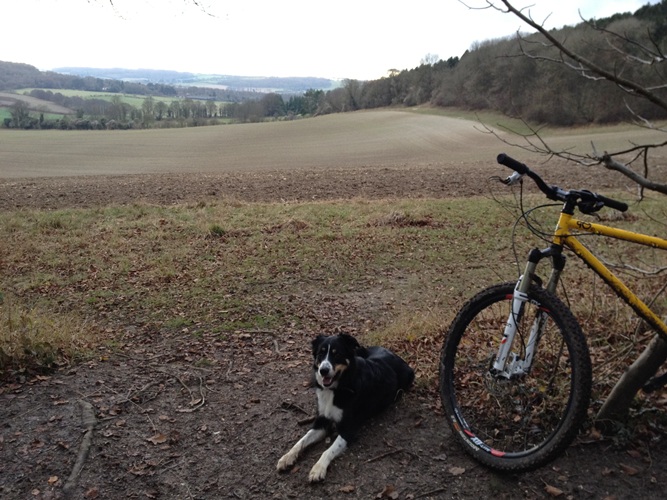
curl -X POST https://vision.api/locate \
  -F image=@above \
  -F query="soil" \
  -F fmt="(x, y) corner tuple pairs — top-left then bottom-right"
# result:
(1, 166), (666, 500)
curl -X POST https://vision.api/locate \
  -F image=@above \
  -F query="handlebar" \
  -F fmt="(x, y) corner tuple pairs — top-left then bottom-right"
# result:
(497, 153), (628, 213)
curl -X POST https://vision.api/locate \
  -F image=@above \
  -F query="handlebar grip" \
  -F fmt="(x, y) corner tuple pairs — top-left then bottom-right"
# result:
(497, 153), (530, 175)
(597, 194), (628, 213)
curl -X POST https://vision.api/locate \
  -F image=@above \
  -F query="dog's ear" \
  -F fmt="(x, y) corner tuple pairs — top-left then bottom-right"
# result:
(338, 333), (361, 352)
(312, 335), (327, 355)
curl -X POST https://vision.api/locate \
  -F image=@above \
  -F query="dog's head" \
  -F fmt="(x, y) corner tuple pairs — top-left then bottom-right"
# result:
(312, 334), (360, 389)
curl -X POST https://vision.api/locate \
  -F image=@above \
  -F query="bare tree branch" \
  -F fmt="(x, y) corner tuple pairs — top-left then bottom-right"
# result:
(464, 1), (667, 197)
(498, 0), (667, 111)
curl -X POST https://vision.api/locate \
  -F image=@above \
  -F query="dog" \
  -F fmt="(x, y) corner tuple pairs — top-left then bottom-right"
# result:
(276, 333), (414, 482)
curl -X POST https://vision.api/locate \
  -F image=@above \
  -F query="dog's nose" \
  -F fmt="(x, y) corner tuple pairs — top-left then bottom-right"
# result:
(319, 366), (329, 376)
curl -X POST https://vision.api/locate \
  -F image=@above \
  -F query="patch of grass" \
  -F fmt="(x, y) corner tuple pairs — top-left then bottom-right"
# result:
(208, 224), (226, 238)
(1, 193), (664, 389)
(0, 294), (96, 377)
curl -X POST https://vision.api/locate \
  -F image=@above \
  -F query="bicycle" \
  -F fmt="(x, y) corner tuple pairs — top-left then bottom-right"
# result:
(439, 153), (667, 473)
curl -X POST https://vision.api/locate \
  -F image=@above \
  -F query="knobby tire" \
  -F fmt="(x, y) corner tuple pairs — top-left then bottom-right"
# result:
(439, 282), (591, 473)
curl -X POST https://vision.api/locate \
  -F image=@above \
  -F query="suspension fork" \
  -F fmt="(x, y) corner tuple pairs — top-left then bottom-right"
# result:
(492, 245), (566, 377)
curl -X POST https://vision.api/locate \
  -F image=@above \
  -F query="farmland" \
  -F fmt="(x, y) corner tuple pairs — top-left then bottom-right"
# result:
(16, 88), (228, 109)
(2, 108), (665, 180)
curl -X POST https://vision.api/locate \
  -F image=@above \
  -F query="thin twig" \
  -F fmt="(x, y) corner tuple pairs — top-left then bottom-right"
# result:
(366, 448), (404, 463)
(176, 376), (206, 413)
(415, 487), (448, 498)
(298, 416), (316, 426)
(280, 401), (309, 415)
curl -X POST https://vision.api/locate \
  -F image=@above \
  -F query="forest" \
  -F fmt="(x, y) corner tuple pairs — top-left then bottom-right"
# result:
(320, 0), (667, 126)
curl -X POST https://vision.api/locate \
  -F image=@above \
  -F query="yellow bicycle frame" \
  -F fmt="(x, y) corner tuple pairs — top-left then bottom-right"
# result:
(554, 212), (667, 337)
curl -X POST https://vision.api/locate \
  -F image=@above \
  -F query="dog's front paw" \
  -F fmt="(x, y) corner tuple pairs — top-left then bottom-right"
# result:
(308, 462), (328, 482)
(277, 452), (297, 472)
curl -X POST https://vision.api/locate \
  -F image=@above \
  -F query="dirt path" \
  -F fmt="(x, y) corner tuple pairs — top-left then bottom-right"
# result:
(5, 327), (664, 500)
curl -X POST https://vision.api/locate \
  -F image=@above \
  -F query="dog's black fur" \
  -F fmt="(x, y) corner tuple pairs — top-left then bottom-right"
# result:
(277, 333), (414, 482)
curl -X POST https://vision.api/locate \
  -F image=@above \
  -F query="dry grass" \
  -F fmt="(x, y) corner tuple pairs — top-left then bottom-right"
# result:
(1, 191), (665, 394)
(0, 293), (95, 374)
(0, 196), (514, 377)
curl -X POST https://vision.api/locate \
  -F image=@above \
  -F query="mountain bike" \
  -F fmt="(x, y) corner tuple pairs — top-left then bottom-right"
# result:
(439, 153), (667, 473)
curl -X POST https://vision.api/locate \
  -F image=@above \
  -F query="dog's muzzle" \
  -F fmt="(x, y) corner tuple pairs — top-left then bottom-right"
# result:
(318, 361), (336, 387)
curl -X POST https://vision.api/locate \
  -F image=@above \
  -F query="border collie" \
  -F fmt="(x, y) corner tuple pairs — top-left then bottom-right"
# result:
(277, 333), (414, 482)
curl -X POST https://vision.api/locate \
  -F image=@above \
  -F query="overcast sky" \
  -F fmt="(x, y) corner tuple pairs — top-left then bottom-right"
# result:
(2, 0), (660, 80)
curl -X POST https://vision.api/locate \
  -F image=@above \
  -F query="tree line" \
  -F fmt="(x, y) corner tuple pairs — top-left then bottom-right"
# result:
(5, 94), (225, 130)
(4, 89), (326, 130)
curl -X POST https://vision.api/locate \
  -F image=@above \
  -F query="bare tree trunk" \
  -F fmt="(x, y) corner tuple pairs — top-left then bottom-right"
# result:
(596, 334), (667, 424)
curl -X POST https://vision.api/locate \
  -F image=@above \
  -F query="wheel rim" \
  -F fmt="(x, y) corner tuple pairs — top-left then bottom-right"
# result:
(444, 290), (576, 458)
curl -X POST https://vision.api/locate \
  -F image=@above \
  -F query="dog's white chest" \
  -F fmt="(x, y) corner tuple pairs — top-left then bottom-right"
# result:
(316, 389), (343, 423)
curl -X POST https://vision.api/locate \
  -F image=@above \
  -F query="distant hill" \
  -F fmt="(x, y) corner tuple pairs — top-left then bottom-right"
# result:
(0, 61), (339, 99)
(54, 67), (340, 93)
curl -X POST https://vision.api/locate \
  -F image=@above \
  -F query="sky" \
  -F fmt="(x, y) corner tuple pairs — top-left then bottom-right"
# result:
(1, 0), (661, 81)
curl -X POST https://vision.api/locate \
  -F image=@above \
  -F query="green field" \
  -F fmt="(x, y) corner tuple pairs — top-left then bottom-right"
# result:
(17, 88), (227, 108)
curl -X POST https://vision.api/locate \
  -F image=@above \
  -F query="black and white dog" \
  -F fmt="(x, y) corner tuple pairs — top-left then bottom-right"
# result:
(277, 333), (414, 482)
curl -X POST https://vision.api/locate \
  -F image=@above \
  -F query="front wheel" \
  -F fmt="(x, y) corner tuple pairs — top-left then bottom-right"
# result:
(440, 282), (591, 473)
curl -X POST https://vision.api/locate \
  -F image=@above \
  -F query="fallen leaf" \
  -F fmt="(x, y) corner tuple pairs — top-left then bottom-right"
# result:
(619, 463), (639, 476)
(376, 485), (399, 499)
(588, 427), (602, 440)
(129, 464), (148, 476)
(448, 466), (466, 476)
(339, 484), (356, 493)
(146, 433), (168, 445)
(544, 484), (564, 497)
(48, 476), (59, 484)
(84, 487), (99, 499)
